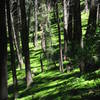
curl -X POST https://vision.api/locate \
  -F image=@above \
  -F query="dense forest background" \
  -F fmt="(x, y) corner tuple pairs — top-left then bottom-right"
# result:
(0, 0), (100, 100)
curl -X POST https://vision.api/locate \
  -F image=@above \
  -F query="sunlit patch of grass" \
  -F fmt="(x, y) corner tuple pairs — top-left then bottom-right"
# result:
(8, 71), (13, 87)
(17, 95), (32, 100)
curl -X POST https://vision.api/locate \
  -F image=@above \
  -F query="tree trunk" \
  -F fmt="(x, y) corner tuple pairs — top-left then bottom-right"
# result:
(34, 0), (38, 47)
(73, 0), (84, 73)
(63, 0), (69, 61)
(63, 0), (72, 58)
(64, 38), (67, 61)
(41, 25), (46, 53)
(45, 0), (54, 69)
(97, 2), (100, 25)
(20, 0), (33, 87)
(46, 0), (52, 48)
(68, 0), (73, 41)
(86, 0), (97, 38)
(52, 1), (56, 23)
(73, 0), (82, 45)
(11, 0), (20, 49)
(55, 0), (64, 72)
(6, 0), (18, 99)
(0, 0), (8, 99)
(27, 3), (31, 34)
(85, 0), (89, 12)
(10, 1), (24, 70)
(40, 54), (44, 72)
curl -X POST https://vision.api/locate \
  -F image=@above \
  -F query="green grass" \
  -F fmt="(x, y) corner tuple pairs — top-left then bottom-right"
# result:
(8, 59), (100, 100)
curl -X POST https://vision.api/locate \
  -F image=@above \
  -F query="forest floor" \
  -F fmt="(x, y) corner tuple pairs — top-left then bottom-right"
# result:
(8, 43), (100, 100)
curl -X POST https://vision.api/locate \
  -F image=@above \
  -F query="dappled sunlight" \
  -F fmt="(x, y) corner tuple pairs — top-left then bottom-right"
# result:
(8, 65), (100, 99)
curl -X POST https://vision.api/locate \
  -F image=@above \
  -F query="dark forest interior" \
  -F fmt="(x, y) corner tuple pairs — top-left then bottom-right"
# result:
(0, 0), (100, 100)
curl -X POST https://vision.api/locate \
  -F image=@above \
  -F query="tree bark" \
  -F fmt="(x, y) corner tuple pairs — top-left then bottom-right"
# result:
(27, 3), (31, 34)
(10, 1), (24, 70)
(85, 0), (89, 12)
(73, 0), (82, 44)
(73, 0), (84, 73)
(86, 0), (97, 38)
(0, 0), (8, 99)
(97, 2), (100, 25)
(63, 0), (69, 61)
(68, 0), (73, 41)
(55, 0), (64, 72)
(6, 0), (18, 99)
(34, 0), (38, 47)
(41, 24), (46, 53)
(20, 0), (33, 87)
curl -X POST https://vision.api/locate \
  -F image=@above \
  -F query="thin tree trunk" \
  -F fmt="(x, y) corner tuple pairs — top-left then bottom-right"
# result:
(63, 0), (69, 61)
(64, 38), (67, 61)
(10, 6), (23, 70)
(34, 0), (38, 47)
(0, 0), (8, 99)
(20, 0), (33, 87)
(97, 3), (100, 25)
(46, 0), (52, 47)
(11, 0), (20, 49)
(45, 0), (54, 69)
(85, 0), (89, 12)
(17, 0), (24, 56)
(6, 0), (18, 99)
(52, 1), (57, 23)
(41, 25), (46, 53)
(11, 0), (23, 69)
(27, 3), (31, 34)
(40, 54), (44, 72)
(55, 0), (64, 72)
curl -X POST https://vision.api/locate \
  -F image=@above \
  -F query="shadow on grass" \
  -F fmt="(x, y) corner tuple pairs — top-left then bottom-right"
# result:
(8, 67), (100, 100)
(16, 70), (81, 99)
